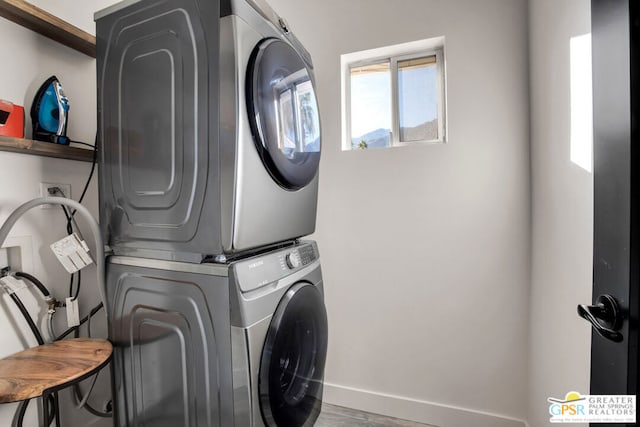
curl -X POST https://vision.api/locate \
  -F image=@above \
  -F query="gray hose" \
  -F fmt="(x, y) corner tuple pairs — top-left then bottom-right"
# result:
(0, 197), (107, 322)
(47, 311), (56, 342)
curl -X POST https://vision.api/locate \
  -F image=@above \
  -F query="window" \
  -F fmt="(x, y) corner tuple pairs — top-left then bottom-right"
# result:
(341, 37), (446, 150)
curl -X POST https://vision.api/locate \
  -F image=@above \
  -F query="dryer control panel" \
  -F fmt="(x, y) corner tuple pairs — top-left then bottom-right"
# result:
(283, 244), (316, 270)
(234, 241), (318, 293)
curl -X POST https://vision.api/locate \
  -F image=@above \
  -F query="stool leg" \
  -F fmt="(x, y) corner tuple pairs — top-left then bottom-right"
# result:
(40, 393), (61, 427)
(40, 393), (49, 427)
(13, 399), (29, 427)
(53, 392), (61, 427)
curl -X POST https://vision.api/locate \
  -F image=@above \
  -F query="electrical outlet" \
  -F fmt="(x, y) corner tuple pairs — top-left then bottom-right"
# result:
(40, 182), (71, 209)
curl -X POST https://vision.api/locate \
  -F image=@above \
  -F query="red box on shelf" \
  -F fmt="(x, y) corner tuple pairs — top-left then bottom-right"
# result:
(0, 100), (25, 138)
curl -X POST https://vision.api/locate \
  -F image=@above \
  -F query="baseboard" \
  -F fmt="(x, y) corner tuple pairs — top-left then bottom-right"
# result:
(323, 382), (528, 427)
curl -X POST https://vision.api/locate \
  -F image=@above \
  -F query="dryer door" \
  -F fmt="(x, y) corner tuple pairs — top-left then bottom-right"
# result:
(247, 38), (321, 190)
(259, 282), (328, 427)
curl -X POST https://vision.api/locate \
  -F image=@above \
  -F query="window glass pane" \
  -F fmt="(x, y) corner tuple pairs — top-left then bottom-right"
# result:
(398, 55), (438, 142)
(350, 62), (391, 149)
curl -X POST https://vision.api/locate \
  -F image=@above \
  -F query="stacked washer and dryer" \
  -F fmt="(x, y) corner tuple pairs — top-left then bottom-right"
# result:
(95, 0), (327, 425)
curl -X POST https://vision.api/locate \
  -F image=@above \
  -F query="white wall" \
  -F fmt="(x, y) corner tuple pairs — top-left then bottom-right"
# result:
(0, 1), (115, 425)
(266, 1), (531, 426)
(528, 0), (593, 426)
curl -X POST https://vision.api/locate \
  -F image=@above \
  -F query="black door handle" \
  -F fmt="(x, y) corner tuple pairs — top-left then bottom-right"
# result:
(577, 294), (623, 343)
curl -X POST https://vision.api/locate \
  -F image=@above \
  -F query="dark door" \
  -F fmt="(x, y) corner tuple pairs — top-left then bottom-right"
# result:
(583, 0), (640, 424)
(259, 282), (328, 427)
(246, 38), (322, 190)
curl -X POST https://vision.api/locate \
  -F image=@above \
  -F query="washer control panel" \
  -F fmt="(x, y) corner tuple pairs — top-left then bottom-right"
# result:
(234, 241), (319, 293)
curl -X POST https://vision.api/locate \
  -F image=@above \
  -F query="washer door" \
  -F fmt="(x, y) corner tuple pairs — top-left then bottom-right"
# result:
(259, 282), (328, 427)
(247, 38), (321, 190)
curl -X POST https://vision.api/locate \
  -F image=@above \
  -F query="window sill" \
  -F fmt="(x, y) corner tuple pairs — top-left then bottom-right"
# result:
(343, 139), (446, 151)
(0, 135), (94, 162)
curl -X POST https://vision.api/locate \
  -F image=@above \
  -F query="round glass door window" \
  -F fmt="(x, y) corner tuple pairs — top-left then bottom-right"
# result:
(259, 283), (328, 427)
(247, 38), (321, 190)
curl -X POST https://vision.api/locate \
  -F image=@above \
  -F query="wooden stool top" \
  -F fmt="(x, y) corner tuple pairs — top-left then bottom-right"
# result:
(0, 338), (112, 403)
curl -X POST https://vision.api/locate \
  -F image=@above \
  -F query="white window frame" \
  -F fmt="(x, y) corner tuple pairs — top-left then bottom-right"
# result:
(341, 37), (447, 150)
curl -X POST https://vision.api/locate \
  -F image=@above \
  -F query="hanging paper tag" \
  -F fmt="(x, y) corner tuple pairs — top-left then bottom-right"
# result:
(65, 297), (80, 327)
(50, 233), (93, 274)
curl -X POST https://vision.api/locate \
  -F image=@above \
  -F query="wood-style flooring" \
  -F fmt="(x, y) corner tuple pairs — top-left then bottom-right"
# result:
(316, 404), (436, 427)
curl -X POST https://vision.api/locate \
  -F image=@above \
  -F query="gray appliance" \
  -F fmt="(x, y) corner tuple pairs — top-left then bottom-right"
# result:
(96, 0), (322, 262)
(106, 240), (328, 426)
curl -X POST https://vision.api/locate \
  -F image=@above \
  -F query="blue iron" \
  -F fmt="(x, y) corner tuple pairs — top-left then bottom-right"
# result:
(30, 76), (70, 145)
